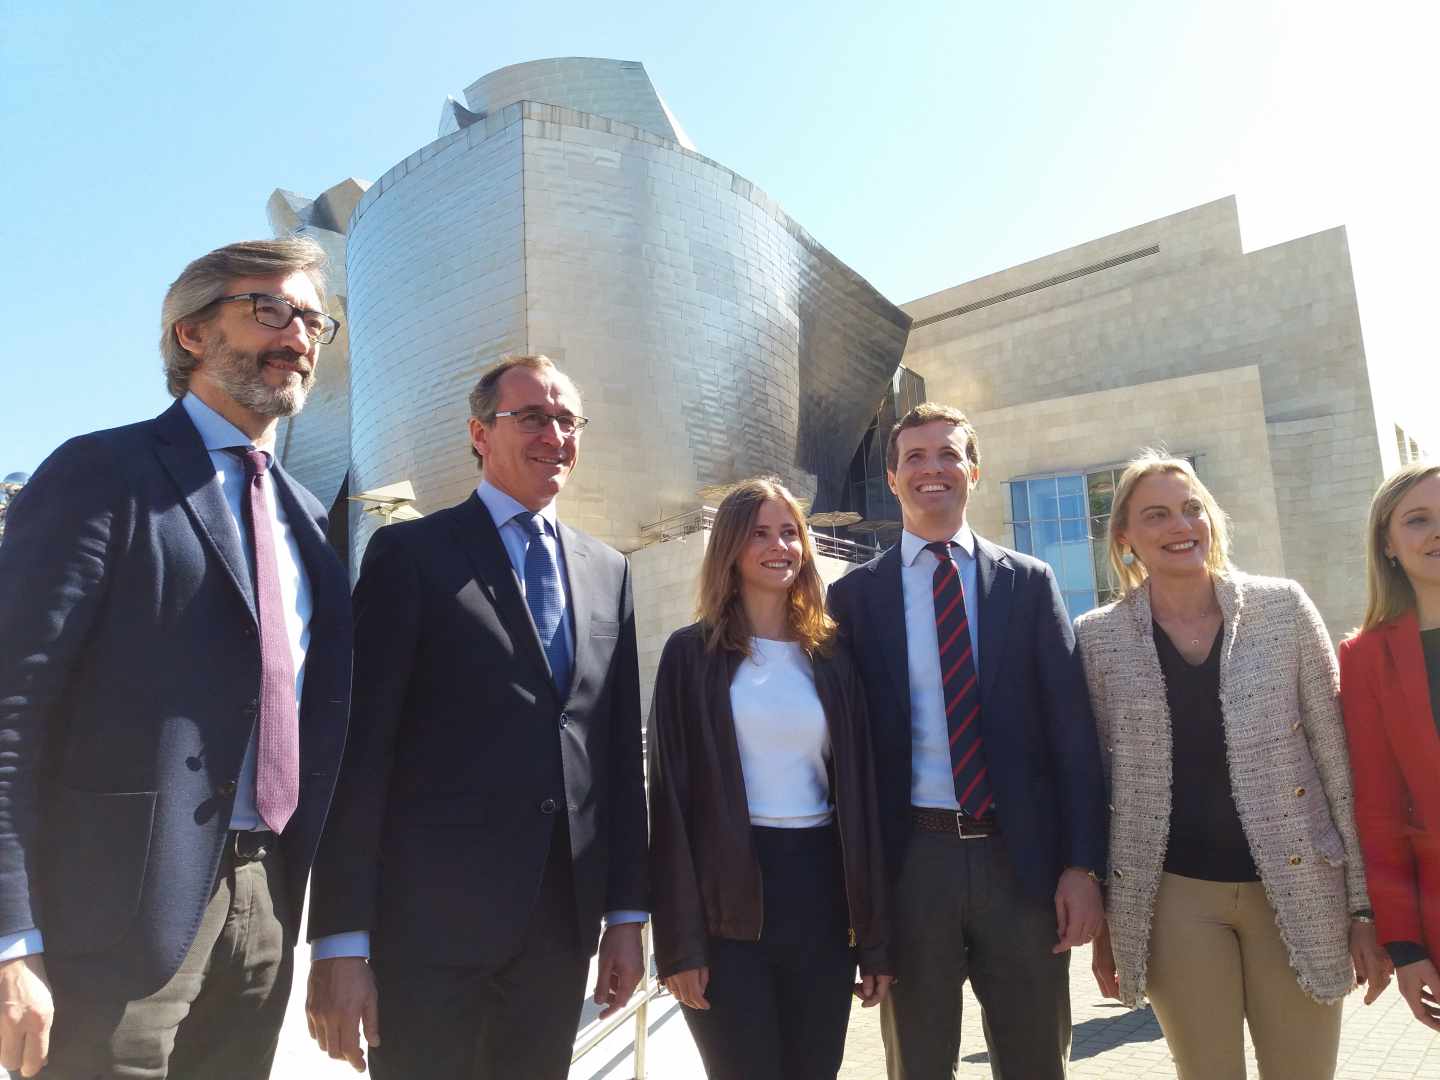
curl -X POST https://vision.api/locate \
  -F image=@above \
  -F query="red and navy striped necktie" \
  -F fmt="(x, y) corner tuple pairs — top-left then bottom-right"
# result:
(927, 541), (992, 819)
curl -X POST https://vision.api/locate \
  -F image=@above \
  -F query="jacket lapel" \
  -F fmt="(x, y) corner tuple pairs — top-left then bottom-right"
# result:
(973, 536), (1013, 702)
(452, 494), (556, 694)
(150, 401), (255, 620)
(556, 523), (589, 703)
(1384, 612), (1440, 768)
(868, 545), (912, 715)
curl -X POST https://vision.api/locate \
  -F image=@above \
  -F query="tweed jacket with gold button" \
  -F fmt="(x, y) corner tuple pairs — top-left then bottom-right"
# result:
(1074, 572), (1369, 1006)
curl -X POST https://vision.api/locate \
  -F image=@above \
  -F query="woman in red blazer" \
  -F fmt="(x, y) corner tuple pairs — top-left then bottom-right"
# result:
(1340, 461), (1440, 1031)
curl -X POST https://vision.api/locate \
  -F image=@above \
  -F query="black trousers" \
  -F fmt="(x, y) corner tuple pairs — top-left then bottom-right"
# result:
(368, 815), (590, 1080)
(42, 839), (293, 1080)
(682, 824), (856, 1080)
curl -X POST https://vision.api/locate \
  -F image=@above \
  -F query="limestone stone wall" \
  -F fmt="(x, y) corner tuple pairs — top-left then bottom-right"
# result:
(966, 367), (1284, 591)
(900, 198), (1385, 637)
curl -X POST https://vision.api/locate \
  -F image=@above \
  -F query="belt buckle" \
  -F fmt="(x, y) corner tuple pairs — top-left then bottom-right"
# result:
(955, 812), (987, 840)
(231, 830), (270, 863)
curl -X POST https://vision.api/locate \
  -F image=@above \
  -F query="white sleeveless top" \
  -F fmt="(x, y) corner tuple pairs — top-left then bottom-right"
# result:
(729, 637), (834, 827)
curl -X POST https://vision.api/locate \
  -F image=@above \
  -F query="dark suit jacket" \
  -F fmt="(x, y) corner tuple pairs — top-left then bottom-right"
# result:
(1339, 612), (1440, 957)
(827, 533), (1106, 902)
(0, 401), (352, 998)
(307, 493), (648, 968)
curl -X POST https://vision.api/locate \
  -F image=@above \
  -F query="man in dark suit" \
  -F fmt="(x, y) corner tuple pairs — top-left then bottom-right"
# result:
(0, 237), (352, 1078)
(828, 402), (1107, 1079)
(305, 355), (649, 1079)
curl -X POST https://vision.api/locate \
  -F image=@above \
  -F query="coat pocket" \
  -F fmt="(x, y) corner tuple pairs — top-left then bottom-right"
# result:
(42, 786), (157, 955)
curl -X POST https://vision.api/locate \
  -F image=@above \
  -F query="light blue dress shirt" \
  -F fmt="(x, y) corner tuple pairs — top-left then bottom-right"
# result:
(899, 524), (983, 810)
(0, 394), (313, 960)
(311, 480), (643, 962)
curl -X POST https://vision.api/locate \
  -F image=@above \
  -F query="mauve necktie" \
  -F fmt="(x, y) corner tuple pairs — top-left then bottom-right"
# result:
(518, 513), (571, 693)
(927, 540), (993, 819)
(231, 448), (300, 834)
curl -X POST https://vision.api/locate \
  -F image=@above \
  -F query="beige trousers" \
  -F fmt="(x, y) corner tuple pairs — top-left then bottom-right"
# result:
(1145, 872), (1342, 1080)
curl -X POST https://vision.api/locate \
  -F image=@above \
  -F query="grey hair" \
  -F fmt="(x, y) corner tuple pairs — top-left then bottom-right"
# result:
(159, 237), (329, 398)
(467, 355), (578, 466)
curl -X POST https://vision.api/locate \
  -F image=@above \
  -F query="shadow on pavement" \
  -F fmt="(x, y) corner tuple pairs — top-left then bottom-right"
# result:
(959, 1004), (1162, 1065)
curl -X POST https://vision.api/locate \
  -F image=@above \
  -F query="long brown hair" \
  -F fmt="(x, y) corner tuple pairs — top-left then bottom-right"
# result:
(695, 477), (836, 657)
(1358, 462), (1440, 633)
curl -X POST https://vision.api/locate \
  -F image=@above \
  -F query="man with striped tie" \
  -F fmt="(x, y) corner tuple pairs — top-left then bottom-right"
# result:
(828, 402), (1107, 1080)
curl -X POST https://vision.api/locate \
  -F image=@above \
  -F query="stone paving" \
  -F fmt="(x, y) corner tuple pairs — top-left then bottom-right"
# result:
(9, 942), (1434, 1078)
(257, 943), (1440, 1079)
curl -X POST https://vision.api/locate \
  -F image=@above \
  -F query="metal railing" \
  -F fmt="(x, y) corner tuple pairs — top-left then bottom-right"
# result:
(638, 506), (878, 565)
(571, 923), (662, 1078)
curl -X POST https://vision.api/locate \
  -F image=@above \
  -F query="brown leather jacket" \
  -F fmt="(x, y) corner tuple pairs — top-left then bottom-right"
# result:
(647, 622), (892, 978)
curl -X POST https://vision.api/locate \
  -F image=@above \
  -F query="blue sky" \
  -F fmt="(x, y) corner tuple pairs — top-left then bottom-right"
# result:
(2, 0), (1435, 474)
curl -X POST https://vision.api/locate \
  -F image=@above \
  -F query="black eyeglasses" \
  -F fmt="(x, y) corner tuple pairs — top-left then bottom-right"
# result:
(493, 408), (590, 435)
(210, 293), (341, 344)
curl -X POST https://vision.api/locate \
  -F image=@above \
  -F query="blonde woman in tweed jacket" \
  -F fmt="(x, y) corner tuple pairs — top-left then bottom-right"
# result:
(1073, 451), (1391, 1080)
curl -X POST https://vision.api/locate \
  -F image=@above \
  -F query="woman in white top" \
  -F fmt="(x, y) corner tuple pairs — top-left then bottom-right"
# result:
(648, 477), (893, 1080)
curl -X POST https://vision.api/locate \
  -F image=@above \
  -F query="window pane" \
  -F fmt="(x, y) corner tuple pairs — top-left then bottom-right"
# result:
(1010, 482), (1030, 523)
(1057, 475), (1085, 518)
(1087, 470), (1115, 517)
(1034, 520), (1062, 570)
(1030, 478), (1059, 522)
(1090, 515), (1108, 542)
(1013, 523), (1033, 553)
(1064, 589), (1098, 617)
(1058, 540), (1094, 592)
(1060, 517), (1087, 542)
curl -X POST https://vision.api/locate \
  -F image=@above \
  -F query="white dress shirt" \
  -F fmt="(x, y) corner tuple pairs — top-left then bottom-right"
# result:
(900, 524), (981, 810)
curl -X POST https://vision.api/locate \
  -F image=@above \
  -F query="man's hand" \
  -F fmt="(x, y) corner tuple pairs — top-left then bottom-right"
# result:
(662, 966), (710, 1010)
(1348, 920), (1394, 1005)
(1090, 920), (1120, 999)
(853, 973), (894, 1008)
(1396, 958), (1440, 1031)
(0, 955), (53, 1078)
(593, 923), (644, 1019)
(1053, 867), (1103, 954)
(306, 956), (380, 1073)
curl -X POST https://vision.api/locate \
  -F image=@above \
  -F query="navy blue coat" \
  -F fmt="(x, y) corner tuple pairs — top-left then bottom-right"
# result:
(307, 494), (648, 968)
(0, 401), (352, 997)
(827, 534), (1106, 901)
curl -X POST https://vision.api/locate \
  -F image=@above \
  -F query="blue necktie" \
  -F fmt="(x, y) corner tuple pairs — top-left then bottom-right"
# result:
(518, 513), (571, 693)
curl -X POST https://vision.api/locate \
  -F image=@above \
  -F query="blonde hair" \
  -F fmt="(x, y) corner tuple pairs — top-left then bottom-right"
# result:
(695, 477), (836, 657)
(1107, 450), (1233, 595)
(1358, 462), (1440, 633)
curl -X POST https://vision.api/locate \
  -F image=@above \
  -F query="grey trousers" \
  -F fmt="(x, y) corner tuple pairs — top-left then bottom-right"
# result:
(881, 830), (1071, 1080)
(42, 842), (293, 1080)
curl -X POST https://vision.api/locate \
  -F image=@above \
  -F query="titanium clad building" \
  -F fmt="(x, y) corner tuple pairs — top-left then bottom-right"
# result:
(273, 58), (910, 565)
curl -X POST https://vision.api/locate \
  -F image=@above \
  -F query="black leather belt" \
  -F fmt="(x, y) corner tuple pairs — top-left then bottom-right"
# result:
(911, 806), (998, 839)
(228, 830), (276, 864)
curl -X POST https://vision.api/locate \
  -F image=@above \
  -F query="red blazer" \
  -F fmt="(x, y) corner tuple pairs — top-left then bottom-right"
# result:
(1339, 610), (1440, 957)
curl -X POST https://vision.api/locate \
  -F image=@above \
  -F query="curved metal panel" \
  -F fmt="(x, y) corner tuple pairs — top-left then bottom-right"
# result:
(462, 58), (692, 149)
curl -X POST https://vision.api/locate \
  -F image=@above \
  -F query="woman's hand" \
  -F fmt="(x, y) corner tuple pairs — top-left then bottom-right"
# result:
(1396, 959), (1440, 1031)
(662, 966), (711, 1010)
(854, 973), (894, 1008)
(1091, 920), (1120, 1000)
(1349, 920), (1394, 1004)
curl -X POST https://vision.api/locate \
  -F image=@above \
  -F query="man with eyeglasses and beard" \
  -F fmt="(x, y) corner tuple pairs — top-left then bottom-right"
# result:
(0, 238), (352, 1078)
(304, 354), (649, 1079)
